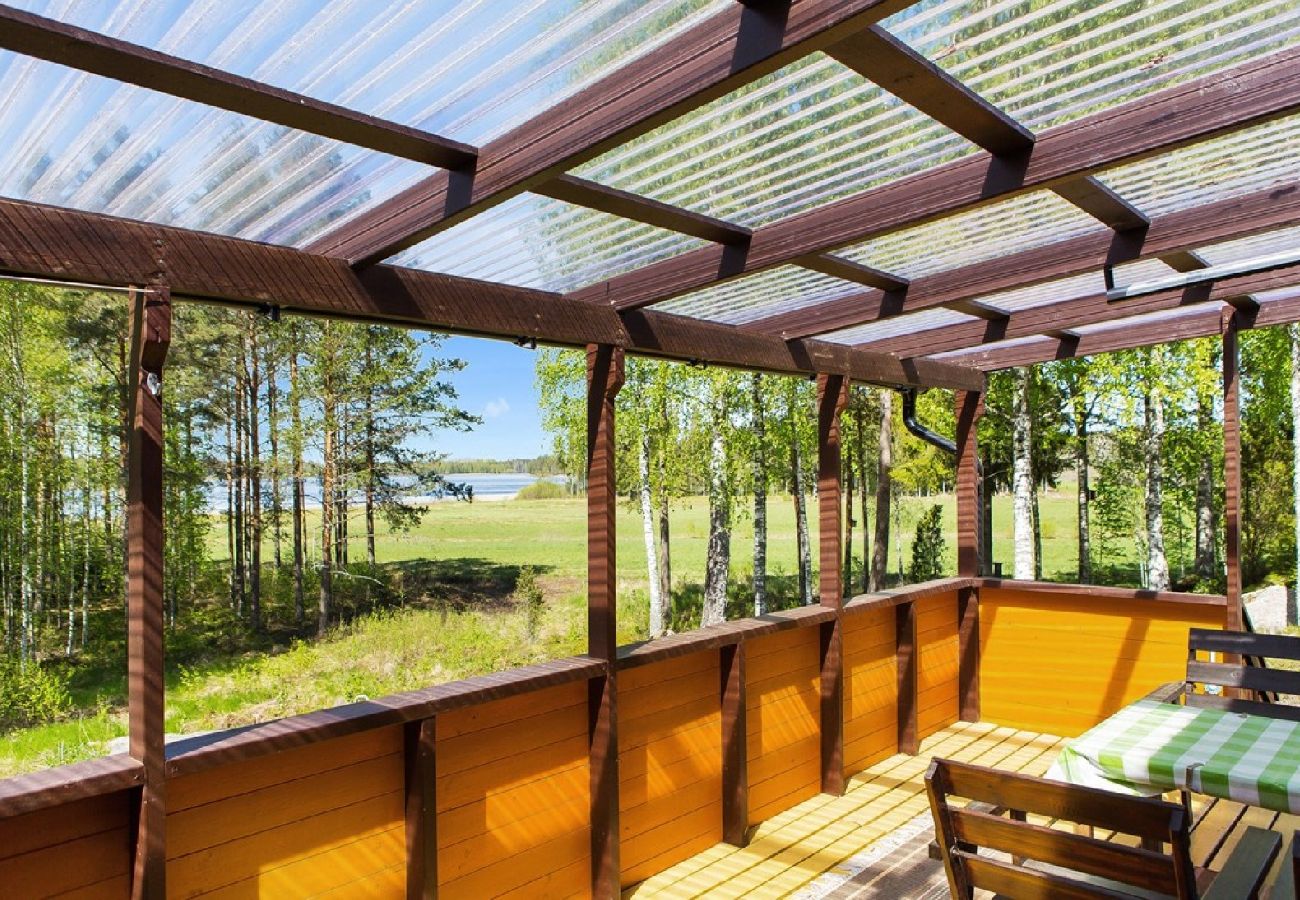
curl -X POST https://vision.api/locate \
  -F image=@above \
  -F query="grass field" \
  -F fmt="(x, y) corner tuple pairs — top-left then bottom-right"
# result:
(5, 478), (1187, 776)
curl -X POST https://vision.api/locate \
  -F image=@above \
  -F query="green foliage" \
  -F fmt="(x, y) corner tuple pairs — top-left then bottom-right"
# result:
(515, 479), (568, 500)
(909, 504), (946, 583)
(0, 661), (72, 730)
(515, 566), (546, 641)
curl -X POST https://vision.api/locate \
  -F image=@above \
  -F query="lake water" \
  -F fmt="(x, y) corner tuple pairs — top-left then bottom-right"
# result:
(204, 472), (566, 512)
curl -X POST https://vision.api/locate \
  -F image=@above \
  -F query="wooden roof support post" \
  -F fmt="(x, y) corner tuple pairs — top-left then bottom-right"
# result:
(955, 390), (983, 723)
(404, 719), (437, 900)
(126, 284), (170, 900)
(720, 641), (749, 846)
(817, 373), (849, 795)
(1223, 310), (1245, 645)
(586, 344), (624, 898)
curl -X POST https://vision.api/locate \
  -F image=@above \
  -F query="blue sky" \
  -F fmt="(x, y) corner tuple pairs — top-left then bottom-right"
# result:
(424, 336), (549, 461)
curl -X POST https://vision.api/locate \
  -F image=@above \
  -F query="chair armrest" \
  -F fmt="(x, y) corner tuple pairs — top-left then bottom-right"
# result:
(1203, 826), (1281, 900)
(1142, 682), (1186, 704)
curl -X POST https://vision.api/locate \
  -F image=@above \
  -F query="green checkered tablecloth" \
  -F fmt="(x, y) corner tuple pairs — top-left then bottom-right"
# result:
(1045, 698), (1300, 813)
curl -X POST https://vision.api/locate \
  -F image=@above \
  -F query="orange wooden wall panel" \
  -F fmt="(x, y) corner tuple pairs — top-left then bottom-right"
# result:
(0, 791), (132, 898)
(746, 627), (821, 824)
(979, 587), (1227, 736)
(916, 593), (959, 740)
(436, 680), (591, 900)
(619, 650), (722, 887)
(843, 607), (897, 775)
(166, 725), (405, 899)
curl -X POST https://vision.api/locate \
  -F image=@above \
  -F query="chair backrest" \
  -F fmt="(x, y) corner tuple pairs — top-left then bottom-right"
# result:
(1186, 629), (1300, 722)
(927, 758), (1197, 899)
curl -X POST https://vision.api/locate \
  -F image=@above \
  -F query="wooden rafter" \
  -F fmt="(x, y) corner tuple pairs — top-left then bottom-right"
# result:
(571, 46), (1300, 312)
(304, 0), (918, 265)
(0, 4), (476, 169)
(740, 181), (1300, 339)
(0, 196), (981, 390)
(1050, 177), (1149, 231)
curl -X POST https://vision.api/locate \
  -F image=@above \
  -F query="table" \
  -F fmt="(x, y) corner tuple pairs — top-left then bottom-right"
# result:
(1046, 698), (1300, 814)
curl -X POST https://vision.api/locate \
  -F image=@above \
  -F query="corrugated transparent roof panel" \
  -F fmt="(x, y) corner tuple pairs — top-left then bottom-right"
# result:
(1192, 225), (1300, 267)
(657, 266), (864, 326)
(884, 0), (1300, 133)
(573, 53), (976, 228)
(838, 191), (1103, 279)
(977, 259), (1176, 313)
(1068, 302), (1210, 336)
(11, 0), (728, 144)
(0, 51), (428, 246)
(931, 335), (1041, 362)
(1097, 114), (1300, 217)
(819, 307), (978, 346)
(389, 193), (706, 293)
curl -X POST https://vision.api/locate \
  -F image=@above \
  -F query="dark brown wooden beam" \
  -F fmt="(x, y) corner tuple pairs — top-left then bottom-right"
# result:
(535, 174), (751, 245)
(1051, 177), (1149, 231)
(126, 285), (169, 900)
(957, 587), (979, 722)
(404, 719), (437, 900)
(825, 25), (1033, 156)
(740, 182), (1300, 339)
(795, 253), (909, 292)
(860, 261), (1300, 358)
(572, 47), (1300, 311)
(0, 197), (982, 390)
(955, 390), (982, 577)
(817, 373), (849, 796)
(0, 4), (475, 169)
(896, 600), (918, 755)
(307, 0), (917, 264)
(586, 344), (624, 899)
(720, 642), (749, 846)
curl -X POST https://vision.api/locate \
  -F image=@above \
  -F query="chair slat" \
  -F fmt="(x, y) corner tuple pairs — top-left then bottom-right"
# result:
(951, 808), (1177, 894)
(1187, 661), (1300, 696)
(1189, 629), (1300, 663)
(959, 852), (1138, 900)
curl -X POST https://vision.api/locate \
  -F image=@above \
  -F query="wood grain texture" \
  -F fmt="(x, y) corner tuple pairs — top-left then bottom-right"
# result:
(746, 628), (822, 824)
(0, 754), (142, 819)
(720, 642), (748, 846)
(618, 652), (722, 886)
(1223, 310), (1244, 635)
(916, 594), (960, 740)
(0, 791), (133, 898)
(817, 373), (849, 796)
(436, 681), (591, 900)
(842, 607), (898, 776)
(979, 587), (1227, 736)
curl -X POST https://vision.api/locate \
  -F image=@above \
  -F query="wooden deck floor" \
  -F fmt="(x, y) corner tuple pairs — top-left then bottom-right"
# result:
(627, 720), (1300, 899)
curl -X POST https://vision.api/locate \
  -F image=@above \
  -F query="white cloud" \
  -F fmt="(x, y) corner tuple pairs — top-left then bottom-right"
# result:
(483, 397), (510, 419)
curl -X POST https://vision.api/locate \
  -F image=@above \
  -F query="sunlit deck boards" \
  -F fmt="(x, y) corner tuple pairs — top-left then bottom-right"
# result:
(627, 720), (1300, 899)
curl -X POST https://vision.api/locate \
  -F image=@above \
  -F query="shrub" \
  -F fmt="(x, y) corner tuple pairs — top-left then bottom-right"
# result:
(909, 504), (946, 583)
(515, 479), (567, 500)
(515, 566), (546, 641)
(0, 660), (73, 729)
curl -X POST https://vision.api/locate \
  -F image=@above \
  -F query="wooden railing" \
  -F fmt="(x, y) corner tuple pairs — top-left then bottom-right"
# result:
(0, 577), (1229, 897)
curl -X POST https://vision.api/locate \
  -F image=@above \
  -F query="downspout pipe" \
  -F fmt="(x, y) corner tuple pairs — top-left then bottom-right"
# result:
(898, 388), (988, 575)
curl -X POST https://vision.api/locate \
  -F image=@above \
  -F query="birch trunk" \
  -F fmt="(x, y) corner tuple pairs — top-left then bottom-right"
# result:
(1011, 367), (1035, 580)
(1073, 396), (1092, 584)
(1144, 349), (1170, 591)
(791, 423), (811, 605)
(701, 414), (730, 627)
(655, 392), (671, 602)
(247, 323), (262, 631)
(870, 389), (892, 591)
(639, 429), (665, 636)
(751, 373), (768, 616)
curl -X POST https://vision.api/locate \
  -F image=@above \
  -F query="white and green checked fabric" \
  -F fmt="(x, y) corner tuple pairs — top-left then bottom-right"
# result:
(1045, 699), (1300, 813)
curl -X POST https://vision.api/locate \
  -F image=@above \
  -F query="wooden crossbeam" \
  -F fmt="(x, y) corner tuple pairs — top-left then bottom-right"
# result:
(571, 46), (1300, 312)
(534, 174), (752, 245)
(795, 254), (909, 292)
(0, 4), (476, 170)
(825, 25), (1033, 156)
(862, 261), (1300, 357)
(305, 0), (916, 265)
(1050, 177), (1150, 231)
(0, 196), (981, 390)
(740, 181), (1300, 339)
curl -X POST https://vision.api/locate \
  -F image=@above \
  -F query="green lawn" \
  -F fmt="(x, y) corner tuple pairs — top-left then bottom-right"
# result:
(6, 479), (1179, 777)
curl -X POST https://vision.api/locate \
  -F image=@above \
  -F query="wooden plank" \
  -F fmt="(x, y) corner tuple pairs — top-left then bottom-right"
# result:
(0, 754), (142, 820)
(535, 174), (750, 245)
(126, 285), (170, 900)
(897, 600), (919, 754)
(405, 719), (436, 900)
(573, 47), (1300, 312)
(305, 0), (918, 264)
(0, 5), (477, 169)
(1189, 628), (1300, 661)
(1223, 309), (1245, 638)
(721, 642), (749, 846)
(587, 343), (623, 898)
(817, 373), (849, 797)
(955, 390), (983, 578)
(743, 182), (1300, 341)
(795, 253), (909, 293)
(0, 198), (981, 392)
(825, 25), (1033, 156)
(958, 587), (980, 722)
(1051, 177), (1150, 231)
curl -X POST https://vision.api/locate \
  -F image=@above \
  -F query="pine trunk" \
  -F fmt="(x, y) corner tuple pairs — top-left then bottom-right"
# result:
(289, 347), (305, 628)
(1011, 367), (1035, 580)
(267, 351), (283, 570)
(1195, 390), (1217, 581)
(319, 405), (334, 637)
(751, 374), (767, 616)
(247, 323), (262, 631)
(365, 339), (377, 569)
(870, 390), (892, 592)
(791, 430), (811, 605)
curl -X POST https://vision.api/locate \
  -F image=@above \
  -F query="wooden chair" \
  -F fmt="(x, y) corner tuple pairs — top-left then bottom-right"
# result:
(1184, 629), (1300, 721)
(927, 758), (1280, 899)
(1268, 832), (1299, 900)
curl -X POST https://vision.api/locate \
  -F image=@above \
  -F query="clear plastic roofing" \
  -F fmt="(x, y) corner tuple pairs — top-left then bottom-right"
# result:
(0, 0), (1297, 371)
